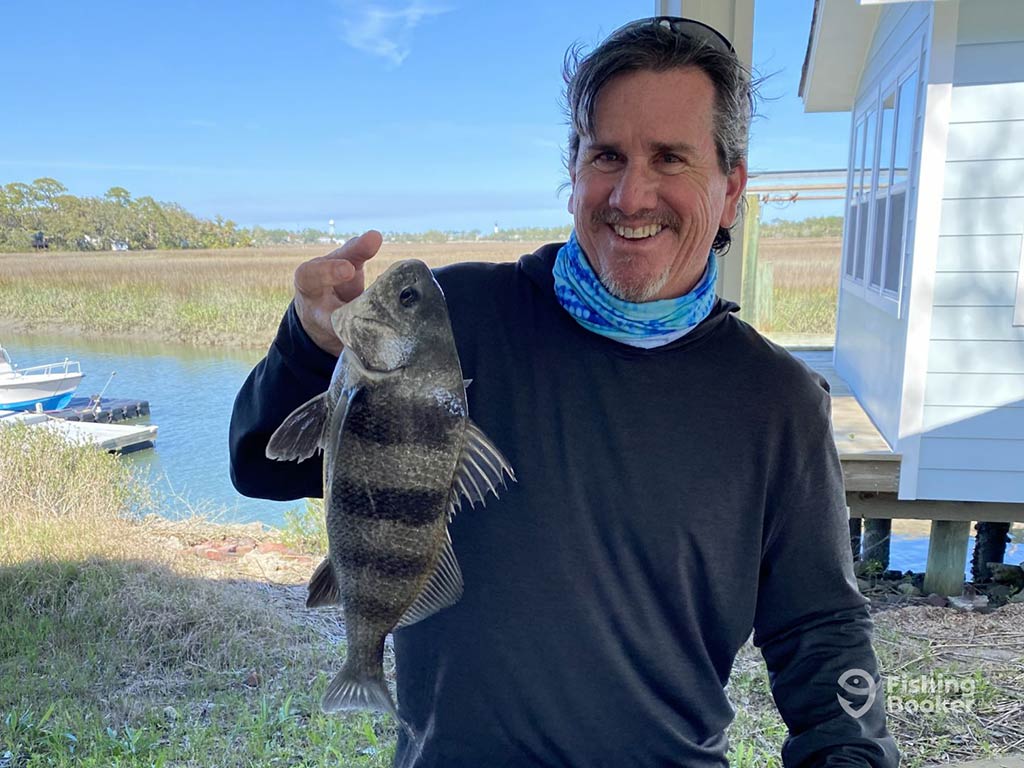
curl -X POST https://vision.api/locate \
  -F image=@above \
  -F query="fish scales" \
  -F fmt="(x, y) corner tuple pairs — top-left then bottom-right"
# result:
(265, 258), (515, 735)
(330, 386), (459, 624)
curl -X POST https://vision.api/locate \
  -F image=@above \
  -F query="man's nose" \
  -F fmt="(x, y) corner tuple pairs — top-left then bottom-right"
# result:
(609, 163), (657, 215)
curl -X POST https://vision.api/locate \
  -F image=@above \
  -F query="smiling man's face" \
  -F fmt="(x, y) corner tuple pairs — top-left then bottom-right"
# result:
(568, 66), (747, 302)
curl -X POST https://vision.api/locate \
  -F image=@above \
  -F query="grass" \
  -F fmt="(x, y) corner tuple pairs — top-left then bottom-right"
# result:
(3, 425), (1023, 766)
(279, 498), (329, 556)
(0, 238), (842, 349)
(0, 243), (537, 349)
(0, 424), (396, 767)
(724, 607), (1024, 767)
(757, 237), (841, 341)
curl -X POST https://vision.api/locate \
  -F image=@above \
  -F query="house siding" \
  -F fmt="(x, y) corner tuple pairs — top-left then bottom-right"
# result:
(917, 0), (1024, 502)
(835, 2), (930, 447)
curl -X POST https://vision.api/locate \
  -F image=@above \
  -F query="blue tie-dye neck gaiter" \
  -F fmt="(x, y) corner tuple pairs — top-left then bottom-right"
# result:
(552, 230), (718, 348)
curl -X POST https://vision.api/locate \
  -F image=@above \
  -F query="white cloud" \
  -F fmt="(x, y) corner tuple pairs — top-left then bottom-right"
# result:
(334, 1), (452, 67)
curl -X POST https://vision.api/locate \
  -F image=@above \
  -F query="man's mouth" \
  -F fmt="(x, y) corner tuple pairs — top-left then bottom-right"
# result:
(611, 223), (664, 240)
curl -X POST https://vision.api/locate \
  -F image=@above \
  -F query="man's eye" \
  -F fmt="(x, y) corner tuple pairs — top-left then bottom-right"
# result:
(659, 154), (690, 173)
(591, 152), (621, 169)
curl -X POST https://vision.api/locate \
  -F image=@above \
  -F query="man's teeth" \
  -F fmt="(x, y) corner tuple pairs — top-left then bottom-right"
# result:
(613, 224), (663, 239)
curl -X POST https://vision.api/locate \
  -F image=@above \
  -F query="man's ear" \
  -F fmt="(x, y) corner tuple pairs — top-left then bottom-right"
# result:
(719, 158), (748, 228)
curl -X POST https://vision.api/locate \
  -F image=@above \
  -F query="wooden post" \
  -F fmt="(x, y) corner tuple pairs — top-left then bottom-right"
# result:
(862, 519), (892, 570)
(923, 520), (971, 596)
(740, 192), (760, 324)
(971, 521), (1011, 582)
(755, 262), (774, 329)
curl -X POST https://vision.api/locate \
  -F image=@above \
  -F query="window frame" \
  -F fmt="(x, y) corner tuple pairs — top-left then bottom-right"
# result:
(839, 36), (926, 317)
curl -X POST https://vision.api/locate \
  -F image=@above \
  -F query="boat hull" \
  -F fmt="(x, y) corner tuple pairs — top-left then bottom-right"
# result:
(0, 374), (85, 411)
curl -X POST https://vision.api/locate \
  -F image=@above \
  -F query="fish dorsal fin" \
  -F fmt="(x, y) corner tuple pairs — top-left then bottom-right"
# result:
(306, 557), (341, 608)
(448, 419), (516, 518)
(395, 534), (463, 629)
(265, 392), (331, 462)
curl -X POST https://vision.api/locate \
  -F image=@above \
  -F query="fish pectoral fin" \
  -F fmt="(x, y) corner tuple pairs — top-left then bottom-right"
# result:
(266, 392), (331, 462)
(395, 536), (464, 629)
(463, 378), (473, 389)
(451, 419), (517, 512)
(306, 557), (341, 608)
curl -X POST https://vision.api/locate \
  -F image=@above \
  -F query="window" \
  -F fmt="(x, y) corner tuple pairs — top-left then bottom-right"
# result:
(885, 75), (918, 294)
(840, 45), (923, 308)
(870, 91), (895, 290)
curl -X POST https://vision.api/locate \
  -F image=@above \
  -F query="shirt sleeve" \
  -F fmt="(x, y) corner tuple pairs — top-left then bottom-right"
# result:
(228, 302), (336, 501)
(752, 381), (900, 768)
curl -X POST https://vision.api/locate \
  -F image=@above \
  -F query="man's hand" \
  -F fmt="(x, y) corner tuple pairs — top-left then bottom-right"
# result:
(293, 229), (383, 356)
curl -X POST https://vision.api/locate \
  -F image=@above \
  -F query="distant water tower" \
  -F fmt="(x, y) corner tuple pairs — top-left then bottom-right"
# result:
(328, 219), (335, 240)
(493, 221), (499, 235)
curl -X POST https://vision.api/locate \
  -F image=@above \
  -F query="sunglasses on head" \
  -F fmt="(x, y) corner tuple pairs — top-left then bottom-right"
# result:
(616, 16), (736, 57)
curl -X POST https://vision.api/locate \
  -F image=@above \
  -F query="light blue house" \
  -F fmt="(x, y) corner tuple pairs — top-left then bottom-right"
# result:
(800, 0), (1024, 505)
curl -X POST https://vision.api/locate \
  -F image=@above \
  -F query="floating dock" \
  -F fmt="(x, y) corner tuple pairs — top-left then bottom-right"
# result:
(47, 397), (151, 423)
(0, 399), (158, 453)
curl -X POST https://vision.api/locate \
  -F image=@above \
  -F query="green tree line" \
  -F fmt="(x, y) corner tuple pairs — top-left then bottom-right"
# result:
(0, 178), (575, 252)
(759, 215), (843, 239)
(1, 177), (841, 253)
(0, 178), (251, 252)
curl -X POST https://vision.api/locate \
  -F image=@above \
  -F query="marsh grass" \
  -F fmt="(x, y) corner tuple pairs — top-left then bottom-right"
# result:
(1, 238), (841, 348)
(758, 237), (841, 338)
(0, 243), (536, 349)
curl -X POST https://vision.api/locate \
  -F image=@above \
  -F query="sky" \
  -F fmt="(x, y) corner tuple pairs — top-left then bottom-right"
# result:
(0, 0), (852, 234)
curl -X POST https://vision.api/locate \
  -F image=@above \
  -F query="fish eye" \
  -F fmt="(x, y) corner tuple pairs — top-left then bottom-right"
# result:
(399, 286), (419, 308)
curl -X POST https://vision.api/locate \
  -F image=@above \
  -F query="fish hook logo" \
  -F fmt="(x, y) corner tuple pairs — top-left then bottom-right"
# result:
(837, 668), (877, 719)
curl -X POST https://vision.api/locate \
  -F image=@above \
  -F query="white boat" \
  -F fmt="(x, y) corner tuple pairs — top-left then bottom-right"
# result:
(0, 343), (85, 411)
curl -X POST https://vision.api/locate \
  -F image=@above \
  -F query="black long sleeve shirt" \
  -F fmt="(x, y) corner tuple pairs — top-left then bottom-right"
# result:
(229, 244), (899, 768)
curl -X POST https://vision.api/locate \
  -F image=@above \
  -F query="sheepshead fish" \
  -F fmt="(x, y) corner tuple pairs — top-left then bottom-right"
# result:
(265, 259), (514, 720)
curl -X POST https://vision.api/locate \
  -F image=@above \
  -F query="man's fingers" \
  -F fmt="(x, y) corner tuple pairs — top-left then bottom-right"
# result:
(296, 229), (382, 296)
(295, 258), (344, 294)
(324, 229), (383, 269)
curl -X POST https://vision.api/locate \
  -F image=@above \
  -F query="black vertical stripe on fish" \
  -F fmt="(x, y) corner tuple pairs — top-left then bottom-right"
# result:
(344, 591), (409, 623)
(343, 392), (458, 449)
(336, 478), (447, 527)
(331, 537), (434, 579)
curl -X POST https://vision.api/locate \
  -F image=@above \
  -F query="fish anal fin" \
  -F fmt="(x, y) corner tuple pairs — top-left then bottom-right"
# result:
(395, 536), (463, 629)
(306, 557), (341, 608)
(266, 392), (330, 462)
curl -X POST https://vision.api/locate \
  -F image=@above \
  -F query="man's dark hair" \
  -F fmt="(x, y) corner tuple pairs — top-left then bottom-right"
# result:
(563, 18), (756, 254)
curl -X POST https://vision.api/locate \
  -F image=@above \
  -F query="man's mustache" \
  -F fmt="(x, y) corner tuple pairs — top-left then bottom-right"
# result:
(592, 209), (680, 230)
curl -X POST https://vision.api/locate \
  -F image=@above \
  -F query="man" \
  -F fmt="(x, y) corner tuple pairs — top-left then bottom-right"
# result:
(230, 16), (899, 767)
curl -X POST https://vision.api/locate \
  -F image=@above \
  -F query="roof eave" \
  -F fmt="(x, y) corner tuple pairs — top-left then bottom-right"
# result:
(799, 0), (881, 113)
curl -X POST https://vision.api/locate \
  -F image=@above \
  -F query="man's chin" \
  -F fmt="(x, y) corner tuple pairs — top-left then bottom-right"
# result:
(599, 271), (670, 303)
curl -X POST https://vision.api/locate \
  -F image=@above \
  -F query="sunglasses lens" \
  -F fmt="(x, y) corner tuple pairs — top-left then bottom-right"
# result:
(651, 16), (735, 55)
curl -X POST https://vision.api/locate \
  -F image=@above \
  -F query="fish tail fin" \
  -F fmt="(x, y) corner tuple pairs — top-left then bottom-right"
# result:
(321, 664), (398, 716)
